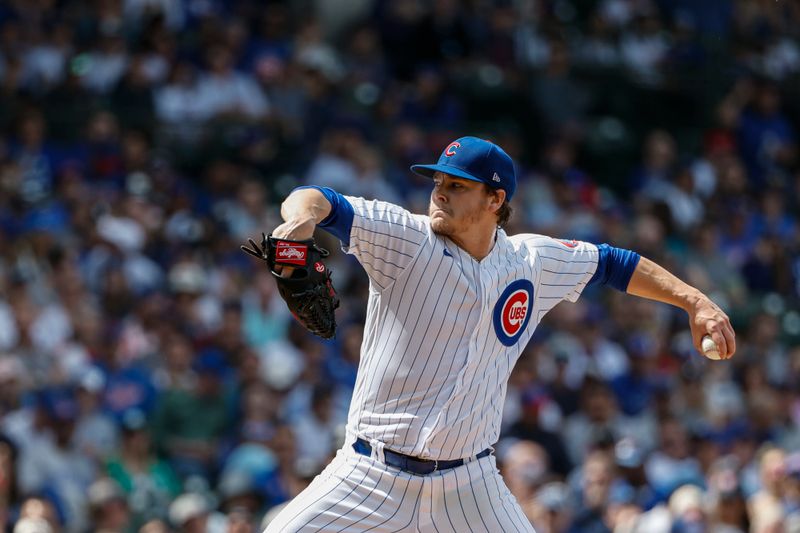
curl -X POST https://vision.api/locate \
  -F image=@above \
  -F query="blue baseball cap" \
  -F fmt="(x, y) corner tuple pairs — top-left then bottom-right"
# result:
(410, 136), (516, 200)
(37, 386), (79, 422)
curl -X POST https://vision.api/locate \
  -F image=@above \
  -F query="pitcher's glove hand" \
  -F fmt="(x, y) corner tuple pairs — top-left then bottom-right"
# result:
(241, 233), (339, 339)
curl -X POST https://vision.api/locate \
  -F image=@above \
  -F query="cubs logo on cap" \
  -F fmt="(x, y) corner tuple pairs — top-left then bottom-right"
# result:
(445, 141), (460, 156)
(493, 280), (534, 346)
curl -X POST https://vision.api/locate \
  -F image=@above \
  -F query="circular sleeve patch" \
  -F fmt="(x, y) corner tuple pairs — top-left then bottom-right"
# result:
(493, 280), (534, 346)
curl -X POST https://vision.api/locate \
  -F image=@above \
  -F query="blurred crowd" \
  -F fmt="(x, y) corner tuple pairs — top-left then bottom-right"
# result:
(0, 0), (799, 532)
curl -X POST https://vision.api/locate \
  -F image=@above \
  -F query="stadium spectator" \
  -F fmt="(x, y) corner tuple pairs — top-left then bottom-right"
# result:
(106, 408), (181, 528)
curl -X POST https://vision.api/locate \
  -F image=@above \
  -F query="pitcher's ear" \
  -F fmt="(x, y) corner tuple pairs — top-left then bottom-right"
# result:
(489, 187), (506, 210)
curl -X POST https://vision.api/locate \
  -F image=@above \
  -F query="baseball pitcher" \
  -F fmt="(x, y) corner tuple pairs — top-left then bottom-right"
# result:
(246, 136), (735, 532)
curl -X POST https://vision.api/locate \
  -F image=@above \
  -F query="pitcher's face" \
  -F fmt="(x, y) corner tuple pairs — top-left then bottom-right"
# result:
(429, 172), (493, 237)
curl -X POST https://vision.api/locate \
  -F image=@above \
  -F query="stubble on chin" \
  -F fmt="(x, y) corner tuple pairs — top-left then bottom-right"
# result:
(429, 205), (450, 236)
(430, 217), (451, 236)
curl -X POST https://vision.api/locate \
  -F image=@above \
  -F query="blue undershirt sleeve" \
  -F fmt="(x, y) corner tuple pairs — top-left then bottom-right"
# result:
(588, 244), (641, 292)
(292, 186), (354, 247)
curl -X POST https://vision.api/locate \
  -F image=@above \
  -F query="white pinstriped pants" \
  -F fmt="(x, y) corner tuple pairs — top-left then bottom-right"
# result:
(264, 444), (535, 532)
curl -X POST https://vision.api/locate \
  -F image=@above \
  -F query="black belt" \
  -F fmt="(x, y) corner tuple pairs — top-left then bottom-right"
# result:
(353, 438), (492, 475)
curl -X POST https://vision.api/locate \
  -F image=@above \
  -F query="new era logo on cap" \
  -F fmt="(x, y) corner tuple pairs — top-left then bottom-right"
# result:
(492, 172), (500, 182)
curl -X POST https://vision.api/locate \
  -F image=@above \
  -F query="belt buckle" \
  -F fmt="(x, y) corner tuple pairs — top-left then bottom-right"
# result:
(432, 459), (439, 472)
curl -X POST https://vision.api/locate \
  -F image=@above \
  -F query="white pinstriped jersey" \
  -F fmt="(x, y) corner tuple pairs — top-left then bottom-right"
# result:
(338, 196), (601, 461)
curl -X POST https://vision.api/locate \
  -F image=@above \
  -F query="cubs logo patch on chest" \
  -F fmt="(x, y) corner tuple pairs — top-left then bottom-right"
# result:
(493, 280), (534, 346)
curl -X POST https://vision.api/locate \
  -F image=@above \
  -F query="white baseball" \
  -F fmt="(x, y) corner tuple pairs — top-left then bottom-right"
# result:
(701, 335), (722, 360)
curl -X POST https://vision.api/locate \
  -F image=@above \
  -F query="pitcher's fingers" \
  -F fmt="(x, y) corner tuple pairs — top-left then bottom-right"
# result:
(278, 265), (295, 278)
(722, 324), (736, 357)
(709, 330), (728, 360)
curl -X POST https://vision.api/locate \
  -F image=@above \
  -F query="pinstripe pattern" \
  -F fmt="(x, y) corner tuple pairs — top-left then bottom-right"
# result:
(268, 196), (601, 531)
(339, 197), (599, 459)
(264, 446), (536, 532)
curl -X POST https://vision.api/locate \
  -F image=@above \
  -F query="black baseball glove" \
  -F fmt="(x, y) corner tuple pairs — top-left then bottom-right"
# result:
(241, 233), (339, 339)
